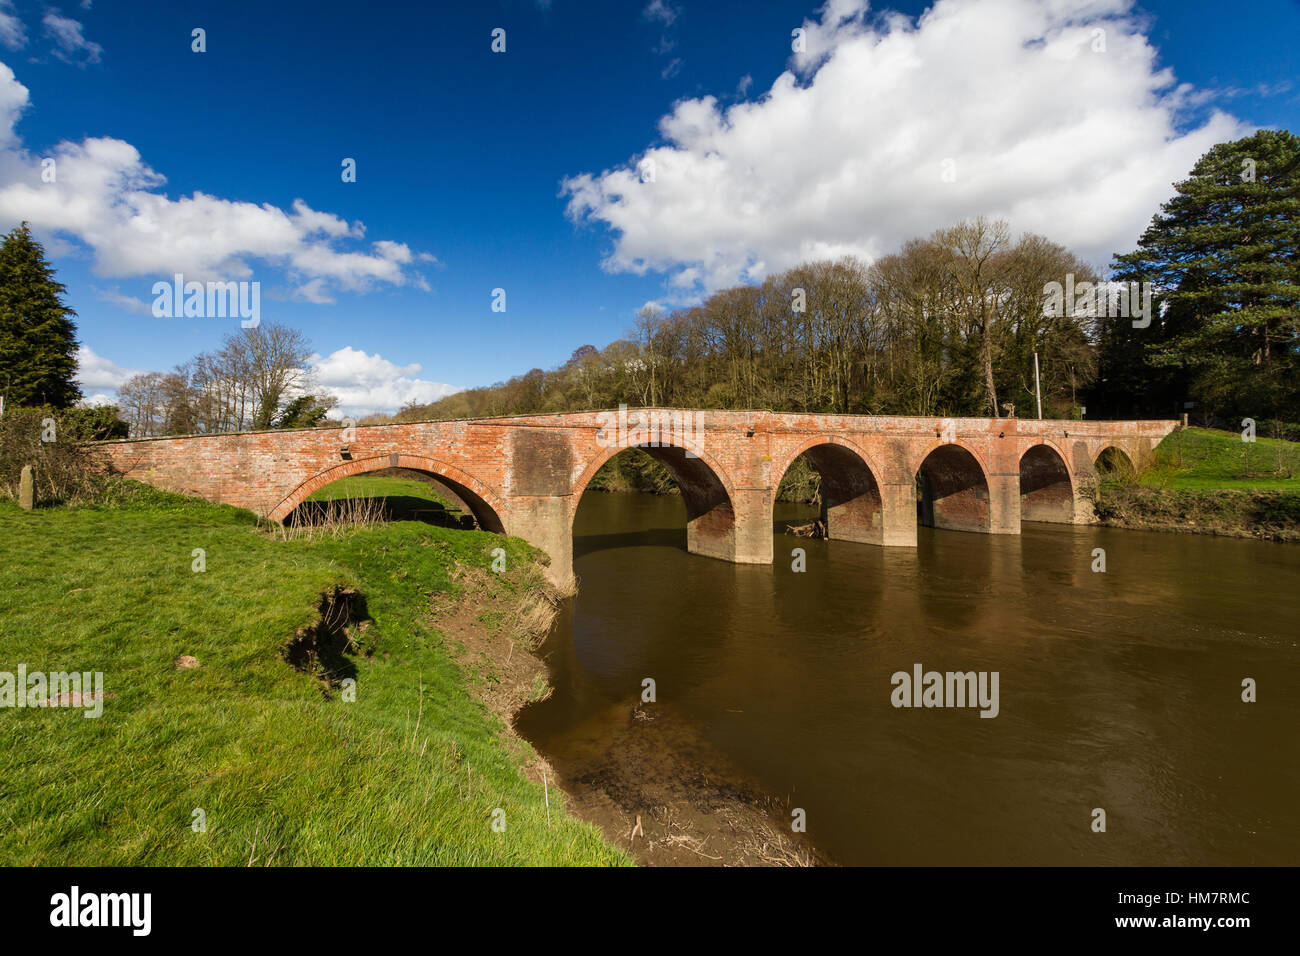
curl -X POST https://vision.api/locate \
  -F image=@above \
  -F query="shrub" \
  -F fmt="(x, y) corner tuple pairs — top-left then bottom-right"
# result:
(0, 405), (119, 504)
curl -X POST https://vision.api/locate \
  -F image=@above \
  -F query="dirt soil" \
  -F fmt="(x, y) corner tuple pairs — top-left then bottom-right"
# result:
(430, 565), (830, 867)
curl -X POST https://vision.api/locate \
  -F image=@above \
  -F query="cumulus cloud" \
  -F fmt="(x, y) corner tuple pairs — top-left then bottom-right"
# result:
(42, 9), (102, 66)
(76, 345), (140, 391)
(311, 346), (460, 419)
(563, 0), (1251, 299)
(0, 61), (437, 298)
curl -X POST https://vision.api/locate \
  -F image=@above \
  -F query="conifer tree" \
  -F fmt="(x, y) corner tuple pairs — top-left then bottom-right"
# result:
(0, 222), (81, 409)
(1105, 130), (1300, 420)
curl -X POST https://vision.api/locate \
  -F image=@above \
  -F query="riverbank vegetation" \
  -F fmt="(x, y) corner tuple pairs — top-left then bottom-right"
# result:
(0, 480), (628, 865)
(1091, 427), (1300, 540)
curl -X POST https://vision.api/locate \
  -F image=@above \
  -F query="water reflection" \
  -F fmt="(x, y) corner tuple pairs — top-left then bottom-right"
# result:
(518, 493), (1300, 865)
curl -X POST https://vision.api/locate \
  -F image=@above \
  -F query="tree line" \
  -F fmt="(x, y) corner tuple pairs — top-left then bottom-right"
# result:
(401, 218), (1099, 423)
(116, 323), (336, 437)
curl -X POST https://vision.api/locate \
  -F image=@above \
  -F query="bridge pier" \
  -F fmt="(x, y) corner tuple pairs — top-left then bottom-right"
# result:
(988, 473), (1022, 535)
(880, 482), (919, 547)
(505, 496), (575, 589)
(732, 488), (775, 566)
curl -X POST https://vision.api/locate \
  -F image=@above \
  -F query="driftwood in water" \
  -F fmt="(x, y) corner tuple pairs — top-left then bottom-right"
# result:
(785, 519), (827, 538)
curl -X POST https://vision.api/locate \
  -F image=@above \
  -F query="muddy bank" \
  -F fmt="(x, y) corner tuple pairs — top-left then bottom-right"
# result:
(519, 696), (831, 866)
(429, 560), (827, 866)
(1090, 484), (1300, 542)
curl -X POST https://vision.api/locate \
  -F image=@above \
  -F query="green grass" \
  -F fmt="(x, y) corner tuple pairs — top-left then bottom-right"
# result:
(305, 473), (456, 508)
(1141, 427), (1300, 491)
(0, 482), (628, 866)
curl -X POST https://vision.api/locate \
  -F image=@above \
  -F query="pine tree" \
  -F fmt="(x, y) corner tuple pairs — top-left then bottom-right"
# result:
(0, 222), (82, 409)
(1106, 130), (1300, 421)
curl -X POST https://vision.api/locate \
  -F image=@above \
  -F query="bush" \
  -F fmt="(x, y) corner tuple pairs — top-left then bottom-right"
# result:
(0, 406), (119, 504)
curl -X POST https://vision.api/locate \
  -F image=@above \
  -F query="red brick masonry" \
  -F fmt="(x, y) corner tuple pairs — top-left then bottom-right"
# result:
(97, 410), (1178, 585)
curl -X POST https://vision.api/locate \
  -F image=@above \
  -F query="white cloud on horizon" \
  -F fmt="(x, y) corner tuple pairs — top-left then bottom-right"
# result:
(74, 343), (460, 419)
(76, 345), (140, 391)
(311, 346), (461, 419)
(563, 0), (1253, 301)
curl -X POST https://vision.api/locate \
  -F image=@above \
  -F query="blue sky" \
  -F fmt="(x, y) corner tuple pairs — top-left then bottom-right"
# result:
(0, 0), (1297, 415)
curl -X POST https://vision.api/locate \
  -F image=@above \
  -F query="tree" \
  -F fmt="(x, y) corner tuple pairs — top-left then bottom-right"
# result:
(935, 217), (1012, 417)
(1107, 129), (1300, 421)
(273, 394), (338, 429)
(233, 322), (314, 429)
(0, 223), (81, 409)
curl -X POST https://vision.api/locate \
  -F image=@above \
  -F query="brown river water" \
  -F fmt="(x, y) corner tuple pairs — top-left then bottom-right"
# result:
(516, 492), (1300, 866)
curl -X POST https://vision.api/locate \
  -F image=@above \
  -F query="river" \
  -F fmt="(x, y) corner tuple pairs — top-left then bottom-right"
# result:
(516, 491), (1300, 865)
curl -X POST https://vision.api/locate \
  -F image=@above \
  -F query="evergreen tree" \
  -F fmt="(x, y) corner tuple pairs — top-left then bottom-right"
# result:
(273, 394), (337, 429)
(0, 222), (82, 409)
(1105, 130), (1300, 421)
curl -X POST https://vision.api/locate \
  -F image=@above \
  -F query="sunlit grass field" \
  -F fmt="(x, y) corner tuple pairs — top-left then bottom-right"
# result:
(0, 482), (627, 866)
(1142, 427), (1300, 491)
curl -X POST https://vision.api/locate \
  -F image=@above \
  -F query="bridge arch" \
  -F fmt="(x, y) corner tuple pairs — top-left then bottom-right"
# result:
(1094, 444), (1136, 479)
(771, 436), (884, 544)
(915, 442), (991, 532)
(571, 440), (738, 563)
(268, 454), (508, 533)
(1019, 442), (1075, 523)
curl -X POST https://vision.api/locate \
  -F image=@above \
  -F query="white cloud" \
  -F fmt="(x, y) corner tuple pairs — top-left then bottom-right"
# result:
(643, 1), (679, 26)
(42, 9), (102, 65)
(563, 0), (1251, 300)
(94, 285), (152, 315)
(311, 346), (460, 418)
(292, 277), (335, 305)
(0, 61), (437, 298)
(0, 2), (25, 51)
(76, 345), (140, 391)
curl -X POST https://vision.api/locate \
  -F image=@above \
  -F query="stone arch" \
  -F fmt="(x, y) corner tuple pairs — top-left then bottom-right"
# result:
(1019, 443), (1074, 523)
(771, 436), (884, 544)
(268, 454), (507, 533)
(572, 440), (738, 563)
(915, 443), (991, 532)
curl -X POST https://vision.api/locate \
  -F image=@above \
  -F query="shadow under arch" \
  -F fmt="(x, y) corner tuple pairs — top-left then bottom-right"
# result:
(1095, 445), (1136, 480)
(1020, 443), (1075, 523)
(572, 441), (737, 563)
(772, 437), (884, 544)
(916, 443), (990, 532)
(268, 454), (507, 534)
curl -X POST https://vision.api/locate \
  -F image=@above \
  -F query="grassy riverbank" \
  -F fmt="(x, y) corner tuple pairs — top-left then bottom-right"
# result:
(0, 480), (628, 866)
(1093, 427), (1300, 540)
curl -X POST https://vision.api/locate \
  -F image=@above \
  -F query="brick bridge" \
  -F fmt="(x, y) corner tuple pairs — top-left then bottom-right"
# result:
(99, 409), (1178, 586)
